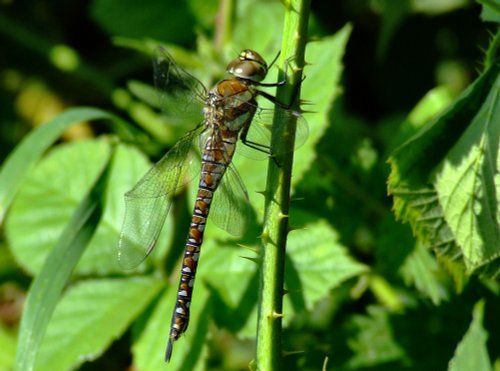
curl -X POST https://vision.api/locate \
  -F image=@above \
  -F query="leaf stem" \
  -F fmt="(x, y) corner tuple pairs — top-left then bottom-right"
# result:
(255, 0), (311, 369)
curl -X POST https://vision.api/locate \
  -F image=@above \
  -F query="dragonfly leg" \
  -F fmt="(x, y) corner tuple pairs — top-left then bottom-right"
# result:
(257, 53), (294, 88)
(257, 65), (305, 110)
(240, 127), (282, 166)
(267, 50), (281, 71)
(240, 125), (271, 155)
(258, 90), (295, 110)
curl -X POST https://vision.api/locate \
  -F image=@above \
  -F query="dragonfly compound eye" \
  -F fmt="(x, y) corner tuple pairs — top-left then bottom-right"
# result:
(227, 49), (268, 82)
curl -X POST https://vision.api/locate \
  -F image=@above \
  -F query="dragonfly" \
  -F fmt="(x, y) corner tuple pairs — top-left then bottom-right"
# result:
(118, 48), (307, 362)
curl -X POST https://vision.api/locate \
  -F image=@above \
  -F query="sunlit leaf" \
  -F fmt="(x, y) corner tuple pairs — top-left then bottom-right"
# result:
(448, 300), (492, 371)
(128, 80), (162, 110)
(35, 277), (163, 371)
(233, 25), (353, 206)
(132, 285), (209, 370)
(0, 107), (132, 224)
(433, 75), (500, 273)
(199, 215), (367, 338)
(232, 0), (283, 54)
(14, 154), (112, 371)
(5, 140), (161, 276)
(294, 25), (352, 182)
(388, 63), (500, 278)
(284, 216), (368, 312)
(0, 324), (15, 370)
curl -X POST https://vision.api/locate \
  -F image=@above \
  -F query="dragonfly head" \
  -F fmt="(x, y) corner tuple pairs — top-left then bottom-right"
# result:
(227, 49), (268, 82)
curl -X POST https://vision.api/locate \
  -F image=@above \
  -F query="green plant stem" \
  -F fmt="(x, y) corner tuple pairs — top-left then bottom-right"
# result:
(485, 27), (500, 70)
(215, 0), (235, 50)
(256, 0), (310, 369)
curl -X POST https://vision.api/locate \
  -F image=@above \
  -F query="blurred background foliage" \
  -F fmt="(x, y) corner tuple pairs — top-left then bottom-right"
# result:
(1, 0), (500, 370)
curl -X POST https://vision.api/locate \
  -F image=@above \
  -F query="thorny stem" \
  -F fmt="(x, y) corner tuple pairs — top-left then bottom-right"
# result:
(255, 0), (311, 370)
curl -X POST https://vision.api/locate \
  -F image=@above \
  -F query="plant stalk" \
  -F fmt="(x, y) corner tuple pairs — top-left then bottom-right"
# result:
(255, 0), (311, 369)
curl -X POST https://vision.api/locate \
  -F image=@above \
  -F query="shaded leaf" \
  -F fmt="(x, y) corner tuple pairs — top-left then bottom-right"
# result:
(346, 306), (408, 368)
(479, 0), (500, 23)
(399, 243), (449, 304)
(91, 0), (196, 43)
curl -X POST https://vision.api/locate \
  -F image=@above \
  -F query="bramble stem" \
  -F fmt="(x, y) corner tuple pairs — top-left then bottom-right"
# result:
(255, 0), (311, 369)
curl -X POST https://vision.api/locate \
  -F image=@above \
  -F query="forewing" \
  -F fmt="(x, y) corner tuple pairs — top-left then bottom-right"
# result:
(210, 163), (250, 237)
(118, 126), (203, 270)
(153, 47), (206, 123)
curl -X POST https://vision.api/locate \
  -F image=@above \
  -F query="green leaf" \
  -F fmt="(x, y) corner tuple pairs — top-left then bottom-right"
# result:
(188, 0), (219, 30)
(478, 0), (500, 23)
(400, 243), (449, 304)
(293, 25), (352, 183)
(411, 0), (468, 14)
(388, 63), (500, 277)
(232, 25), (353, 201)
(433, 72), (500, 273)
(5, 140), (154, 276)
(133, 285), (209, 370)
(346, 306), (408, 368)
(448, 300), (492, 371)
(0, 323), (15, 370)
(128, 80), (161, 109)
(14, 152), (112, 371)
(91, 0), (196, 43)
(388, 85), (456, 151)
(232, 0), (284, 53)
(195, 238), (259, 338)
(0, 107), (132, 224)
(198, 215), (367, 338)
(284, 216), (368, 312)
(35, 277), (163, 371)
(132, 288), (173, 371)
(376, 0), (411, 59)
(6, 140), (109, 275)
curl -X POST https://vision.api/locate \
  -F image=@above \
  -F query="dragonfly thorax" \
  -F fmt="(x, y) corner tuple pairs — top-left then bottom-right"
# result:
(203, 78), (258, 133)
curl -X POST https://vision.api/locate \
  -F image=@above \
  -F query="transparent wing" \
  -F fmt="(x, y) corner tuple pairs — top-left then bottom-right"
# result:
(237, 105), (309, 159)
(210, 163), (251, 237)
(118, 125), (204, 270)
(153, 47), (206, 122)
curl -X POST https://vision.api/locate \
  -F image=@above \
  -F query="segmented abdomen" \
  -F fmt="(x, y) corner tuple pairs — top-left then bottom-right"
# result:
(165, 134), (235, 361)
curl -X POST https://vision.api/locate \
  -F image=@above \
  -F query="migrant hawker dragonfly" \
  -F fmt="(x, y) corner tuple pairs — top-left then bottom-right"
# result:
(118, 48), (307, 362)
